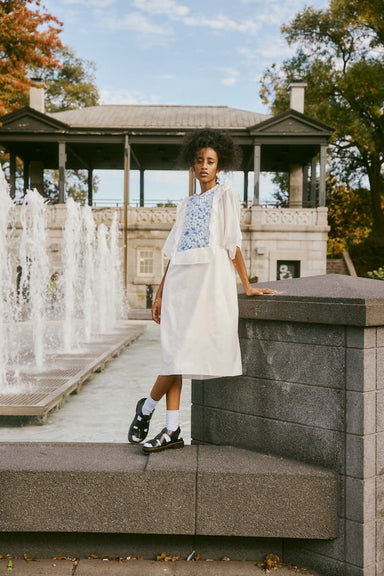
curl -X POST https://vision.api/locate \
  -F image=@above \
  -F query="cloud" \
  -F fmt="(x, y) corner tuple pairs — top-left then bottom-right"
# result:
(182, 14), (261, 34)
(220, 67), (239, 87)
(238, 38), (294, 61)
(99, 88), (160, 105)
(133, 0), (261, 34)
(104, 11), (172, 35)
(133, 0), (190, 18)
(59, 0), (116, 5)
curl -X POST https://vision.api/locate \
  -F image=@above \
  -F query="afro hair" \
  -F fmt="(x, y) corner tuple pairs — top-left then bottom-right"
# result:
(178, 128), (242, 172)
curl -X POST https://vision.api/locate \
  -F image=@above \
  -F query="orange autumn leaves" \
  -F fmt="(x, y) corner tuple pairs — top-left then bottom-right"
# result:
(0, 0), (63, 115)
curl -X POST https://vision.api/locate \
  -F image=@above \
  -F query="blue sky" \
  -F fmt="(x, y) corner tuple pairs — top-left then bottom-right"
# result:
(42, 0), (328, 204)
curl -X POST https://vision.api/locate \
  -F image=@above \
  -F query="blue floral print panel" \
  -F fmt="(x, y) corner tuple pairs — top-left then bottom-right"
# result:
(177, 188), (215, 252)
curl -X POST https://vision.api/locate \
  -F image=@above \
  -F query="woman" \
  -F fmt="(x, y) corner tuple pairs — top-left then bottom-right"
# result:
(128, 128), (275, 454)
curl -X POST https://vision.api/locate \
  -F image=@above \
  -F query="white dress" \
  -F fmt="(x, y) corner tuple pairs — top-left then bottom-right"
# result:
(160, 183), (242, 379)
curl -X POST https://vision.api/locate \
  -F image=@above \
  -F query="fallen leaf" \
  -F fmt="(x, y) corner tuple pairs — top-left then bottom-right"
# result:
(23, 554), (40, 562)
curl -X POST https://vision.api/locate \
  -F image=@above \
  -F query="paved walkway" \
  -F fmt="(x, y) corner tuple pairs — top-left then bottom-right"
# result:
(0, 321), (191, 444)
(0, 558), (319, 575)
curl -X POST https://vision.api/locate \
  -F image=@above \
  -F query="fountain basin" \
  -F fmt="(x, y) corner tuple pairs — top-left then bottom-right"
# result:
(0, 322), (145, 421)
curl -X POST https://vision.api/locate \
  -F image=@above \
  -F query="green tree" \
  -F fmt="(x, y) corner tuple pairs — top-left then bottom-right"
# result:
(260, 0), (384, 240)
(326, 175), (372, 255)
(41, 45), (100, 204)
(42, 45), (99, 112)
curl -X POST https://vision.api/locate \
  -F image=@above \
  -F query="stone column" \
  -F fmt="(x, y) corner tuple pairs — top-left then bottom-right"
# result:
(139, 169), (145, 207)
(87, 169), (93, 207)
(29, 161), (44, 195)
(253, 144), (260, 205)
(23, 159), (29, 196)
(243, 171), (248, 206)
(192, 274), (384, 576)
(319, 144), (327, 206)
(123, 135), (130, 287)
(9, 152), (16, 199)
(289, 164), (303, 207)
(58, 142), (66, 203)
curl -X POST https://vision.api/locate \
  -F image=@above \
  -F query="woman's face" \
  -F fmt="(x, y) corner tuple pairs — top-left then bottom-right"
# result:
(193, 147), (219, 191)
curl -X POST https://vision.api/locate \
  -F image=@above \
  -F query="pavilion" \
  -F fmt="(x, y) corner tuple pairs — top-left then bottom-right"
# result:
(0, 82), (332, 208)
(0, 83), (334, 306)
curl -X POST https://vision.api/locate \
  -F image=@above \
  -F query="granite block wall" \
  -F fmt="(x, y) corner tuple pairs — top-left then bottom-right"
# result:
(191, 275), (384, 576)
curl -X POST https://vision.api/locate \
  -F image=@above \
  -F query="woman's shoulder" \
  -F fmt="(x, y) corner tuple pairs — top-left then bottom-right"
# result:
(217, 183), (239, 203)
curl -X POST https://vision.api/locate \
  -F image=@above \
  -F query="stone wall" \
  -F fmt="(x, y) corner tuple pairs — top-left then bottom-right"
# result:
(9, 204), (329, 309)
(192, 274), (384, 576)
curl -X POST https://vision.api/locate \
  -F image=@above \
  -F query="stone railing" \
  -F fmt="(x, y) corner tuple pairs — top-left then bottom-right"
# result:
(10, 204), (327, 231)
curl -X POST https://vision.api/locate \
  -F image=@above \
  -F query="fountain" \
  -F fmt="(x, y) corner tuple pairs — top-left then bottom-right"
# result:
(0, 167), (142, 420)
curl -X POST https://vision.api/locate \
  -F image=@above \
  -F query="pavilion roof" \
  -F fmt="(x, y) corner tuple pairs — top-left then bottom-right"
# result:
(48, 104), (271, 130)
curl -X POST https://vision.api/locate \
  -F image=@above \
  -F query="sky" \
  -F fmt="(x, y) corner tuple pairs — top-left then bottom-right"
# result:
(42, 0), (329, 205)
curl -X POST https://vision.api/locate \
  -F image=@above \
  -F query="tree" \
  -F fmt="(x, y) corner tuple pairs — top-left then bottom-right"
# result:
(260, 0), (384, 240)
(41, 46), (100, 204)
(326, 175), (372, 255)
(42, 46), (99, 112)
(0, 0), (63, 115)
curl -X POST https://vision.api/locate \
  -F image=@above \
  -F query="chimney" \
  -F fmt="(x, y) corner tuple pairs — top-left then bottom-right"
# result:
(29, 78), (45, 113)
(289, 80), (307, 114)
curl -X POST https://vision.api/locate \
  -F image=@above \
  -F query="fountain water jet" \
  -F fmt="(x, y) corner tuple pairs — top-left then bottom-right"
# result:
(0, 170), (17, 387)
(19, 189), (50, 367)
(0, 167), (128, 396)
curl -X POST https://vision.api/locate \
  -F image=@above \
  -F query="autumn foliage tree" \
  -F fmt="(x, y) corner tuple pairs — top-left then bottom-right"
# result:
(0, 0), (63, 115)
(260, 0), (384, 242)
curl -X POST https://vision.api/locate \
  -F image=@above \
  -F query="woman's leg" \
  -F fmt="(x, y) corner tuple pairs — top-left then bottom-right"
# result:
(142, 374), (184, 452)
(149, 374), (182, 408)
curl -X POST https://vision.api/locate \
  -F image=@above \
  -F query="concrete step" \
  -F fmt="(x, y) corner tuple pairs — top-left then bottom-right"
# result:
(0, 443), (337, 541)
(0, 558), (321, 575)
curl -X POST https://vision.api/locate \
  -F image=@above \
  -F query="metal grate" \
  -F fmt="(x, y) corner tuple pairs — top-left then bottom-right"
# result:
(0, 323), (145, 418)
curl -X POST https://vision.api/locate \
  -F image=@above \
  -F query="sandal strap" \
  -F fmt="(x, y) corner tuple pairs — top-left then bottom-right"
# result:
(144, 427), (180, 448)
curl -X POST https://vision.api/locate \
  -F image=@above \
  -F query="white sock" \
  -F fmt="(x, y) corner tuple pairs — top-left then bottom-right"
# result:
(142, 396), (158, 415)
(166, 409), (179, 432)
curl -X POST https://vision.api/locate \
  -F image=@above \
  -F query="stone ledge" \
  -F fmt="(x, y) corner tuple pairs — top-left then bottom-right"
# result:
(0, 443), (337, 539)
(238, 274), (384, 326)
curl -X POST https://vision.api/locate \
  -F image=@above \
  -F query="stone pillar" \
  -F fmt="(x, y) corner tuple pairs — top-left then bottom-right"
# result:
(23, 160), (29, 195)
(9, 152), (16, 199)
(253, 144), (260, 205)
(310, 155), (317, 207)
(29, 160), (44, 195)
(319, 144), (327, 207)
(289, 164), (303, 207)
(58, 142), (66, 203)
(192, 274), (384, 576)
(87, 169), (93, 206)
(243, 171), (248, 206)
(140, 169), (144, 207)
(123, 135), (130, 287)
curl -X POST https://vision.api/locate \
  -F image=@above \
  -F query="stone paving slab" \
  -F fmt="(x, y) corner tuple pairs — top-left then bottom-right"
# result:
(0, 559), (320, 575)
(75, 559), (319, 575)
(0, 558), (74, 574)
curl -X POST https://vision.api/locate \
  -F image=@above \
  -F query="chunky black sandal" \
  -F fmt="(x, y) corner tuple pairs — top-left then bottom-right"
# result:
(142, 427), (184, 454)
(128, 398), (153, 444)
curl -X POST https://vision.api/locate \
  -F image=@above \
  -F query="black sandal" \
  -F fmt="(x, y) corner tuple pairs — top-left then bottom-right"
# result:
(128, 398), (153, 444)
(142, 427), (184, 454)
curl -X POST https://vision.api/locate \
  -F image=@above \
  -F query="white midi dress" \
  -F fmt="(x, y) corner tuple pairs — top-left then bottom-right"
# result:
(160, 183), (242, 379)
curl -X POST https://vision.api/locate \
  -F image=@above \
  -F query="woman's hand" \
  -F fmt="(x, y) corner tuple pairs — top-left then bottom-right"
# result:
(152, 298), (162, 324)
(245, 286), (277, 296)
